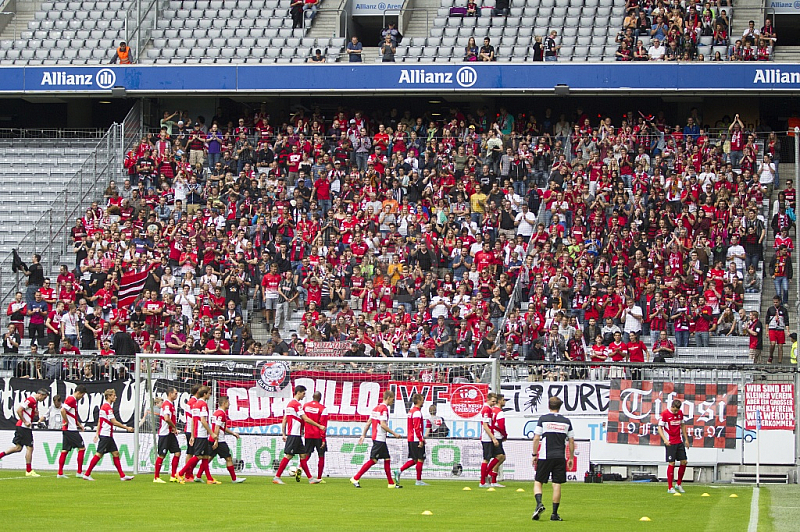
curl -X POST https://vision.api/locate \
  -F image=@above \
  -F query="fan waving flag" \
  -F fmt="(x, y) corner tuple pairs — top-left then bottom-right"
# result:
(118, 266), (152, 309)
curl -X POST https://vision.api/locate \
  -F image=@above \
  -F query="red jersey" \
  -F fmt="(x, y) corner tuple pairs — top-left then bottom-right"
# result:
(185, 396), (196, 434)
(158, 399), (176, 437)
(491, 405), (507, 440)
(284, 399), (305, 437)
(62, 394), (80, 431)
(479, 404), (494, 442)
(406, 405), (424, 442)
(659, 408), (685, 445)
(369, 403), (390, 442)
(98, 401), (116, 437)
(210, 408), (229, 443)
(16, 395), (38, 427)
(303, 400), (328, 440)
(192, 398), (209, 438)
(627, 341), (647, 363)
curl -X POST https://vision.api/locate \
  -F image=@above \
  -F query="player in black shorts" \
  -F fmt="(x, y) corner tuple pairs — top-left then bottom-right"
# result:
(210, 396), (245, 484)
(0, 388), (49, 477)
(58, 385), (87, 478)
(154, 387), (181, 483)
(532, 397), (575, 522)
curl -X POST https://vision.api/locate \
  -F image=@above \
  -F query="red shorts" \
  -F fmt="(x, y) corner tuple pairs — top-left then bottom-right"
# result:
(768, 329), (785, 344)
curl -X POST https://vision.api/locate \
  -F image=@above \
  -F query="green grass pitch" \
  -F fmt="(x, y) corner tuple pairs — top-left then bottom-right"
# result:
(0, 470), (765, 531)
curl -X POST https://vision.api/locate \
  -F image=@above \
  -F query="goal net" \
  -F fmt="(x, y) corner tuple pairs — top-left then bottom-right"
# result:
(133, 355), (499, 480)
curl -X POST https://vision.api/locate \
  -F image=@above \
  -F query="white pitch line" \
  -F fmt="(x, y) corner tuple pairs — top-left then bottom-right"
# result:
(747, 487), (760, 532)
(0, 476), (31, 481)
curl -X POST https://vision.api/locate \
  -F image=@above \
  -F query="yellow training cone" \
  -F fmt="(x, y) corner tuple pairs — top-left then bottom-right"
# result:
(701, 493), (710, 497)
(673, 492), (682, 496)
(421, 511), (433, 516)
(516, 488), (525, 492)
(639, 517), (651, 522)
(462, 487), (472, 491)
(487, 487), (496, 492)
(730, 494), (739, 498)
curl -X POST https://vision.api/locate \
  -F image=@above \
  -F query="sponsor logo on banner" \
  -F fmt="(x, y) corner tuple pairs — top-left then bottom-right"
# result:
(606, 380), (738, 449)
(39, 68), (116, 89)
(500, 381), (611, 416)
(745, 383), (795, 430)
(305, 341), (349, 357)
(390, 381), (488, 420)
(255, 361), (291, 392)
(398, 67), (478, 88)
(202, 360), (258, 379)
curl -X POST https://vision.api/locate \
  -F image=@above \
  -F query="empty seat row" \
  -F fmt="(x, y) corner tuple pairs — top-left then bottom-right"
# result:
(28, 18), (125, 31)
(155, 17), (298, 30)
(42, 1), (128, 10)
(0, 48), (112, 60)
(151, 36), (329, 50)
(4, 37), (120, 50)
(34, 9), (127, 21)
(144, 46), (330, 61)
(168, 0), (282, 9)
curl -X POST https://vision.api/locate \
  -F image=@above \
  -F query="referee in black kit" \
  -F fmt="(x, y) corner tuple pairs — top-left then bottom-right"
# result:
(531, 397), (575, 522)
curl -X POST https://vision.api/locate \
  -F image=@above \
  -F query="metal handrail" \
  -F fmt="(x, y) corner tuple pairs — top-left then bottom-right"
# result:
(311, 6), (349, 39)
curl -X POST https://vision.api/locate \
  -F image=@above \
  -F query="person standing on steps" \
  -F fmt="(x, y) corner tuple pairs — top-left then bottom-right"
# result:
(766, 295), (790, 364)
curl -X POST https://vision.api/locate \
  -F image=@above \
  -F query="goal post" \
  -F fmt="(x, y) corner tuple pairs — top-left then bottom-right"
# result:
(133, 355), (499, 479)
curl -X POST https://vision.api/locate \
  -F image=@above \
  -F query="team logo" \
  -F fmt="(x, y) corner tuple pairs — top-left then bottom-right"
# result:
(95, 68), (117, 89)
(449, 384), (485, 418)
(455, 67), (477, 88)
(255, 361), (291, 392)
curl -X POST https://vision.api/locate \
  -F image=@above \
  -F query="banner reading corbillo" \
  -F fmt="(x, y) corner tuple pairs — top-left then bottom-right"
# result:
(606, 380), (738, 449)
(0, 378), (136, 430)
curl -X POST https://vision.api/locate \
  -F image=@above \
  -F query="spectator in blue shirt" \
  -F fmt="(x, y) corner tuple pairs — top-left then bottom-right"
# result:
(683, 117), (700, 141)
(650, 15), (668, 41)
(347, 36), (363, 62)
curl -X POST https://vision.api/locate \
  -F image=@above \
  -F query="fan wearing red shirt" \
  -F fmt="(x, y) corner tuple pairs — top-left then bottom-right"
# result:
(395, 393), (428, 486)
(626, 332), (649, 380)
(350, 390), (403, 488)
(300, 391), (329, 484)
(0, 388), (49, 476)
(209, 396), (245, 483)
(273, 386), (326, 484)
(658, 399), (690, 493)
(57, 385), (87, 478)
(204, 328), (230, 355)
(83, 389), (134, 481)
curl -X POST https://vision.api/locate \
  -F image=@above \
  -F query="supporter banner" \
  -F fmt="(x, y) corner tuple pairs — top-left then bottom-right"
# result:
(390, 381), (489, 419)
(306, 341), (350, 357)
(500, 381), (610, 417)
(218, 370), (391, 427)
(2, 64), (800, 94)
(606, 380), (738, 449)
(0, 378), (136, 430)
(745, 383), (795, 430)
(201, 360), (259, 380)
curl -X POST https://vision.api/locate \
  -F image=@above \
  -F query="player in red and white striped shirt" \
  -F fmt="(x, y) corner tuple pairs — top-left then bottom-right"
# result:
(395, 393), (428, 486)
(300, 391), (328, 484)
(179, 384), (202, 482)
(83, 389), (134, 481)
(210, 396), (245, 483)
(0, 388), (49, 476)
(57, 385), (87, 478)
(350, 390), (403, 489)
(178, 386), (218, 484)
(486, 395), (508, 488)
(153, 387), (181, 483)
(273, 385), (326, 485)
(479, 392), (499, 487)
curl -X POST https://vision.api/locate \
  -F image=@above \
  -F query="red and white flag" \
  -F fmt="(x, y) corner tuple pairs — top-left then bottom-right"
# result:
(118, 266), (152, 308)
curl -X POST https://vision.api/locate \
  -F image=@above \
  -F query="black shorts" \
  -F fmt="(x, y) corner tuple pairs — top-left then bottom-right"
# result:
(193, 437), (210, 457)
(185, 432), (194, 455)
(492, 442), (505, 458)
(284, 435), (305, 456)
(96, 435), (118, 455)
(12, 426), (33, 448)
(482, 441), (495, 461)
(304, 438), (327, 457)
(407, 441), (426, 461)
(62, 430), (85, 452)
(369, 440), (391, 461)
(535, 458), (567, 484)
(158, 434), (181, 456)
(211, 441), (231, 460)
(666, 443), (687, 463)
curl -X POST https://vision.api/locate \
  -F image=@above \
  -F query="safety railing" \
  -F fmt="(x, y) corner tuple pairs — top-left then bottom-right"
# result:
(125, 0), (162, 62)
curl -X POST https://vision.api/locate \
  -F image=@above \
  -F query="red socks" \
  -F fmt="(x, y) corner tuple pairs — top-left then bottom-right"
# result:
(354, 459), (375, 481)
(383, 460), (394, 484)
(112, 456), (125, 478)
(199, 459), (213, 482)
(487, 458), (499, 483)
(26, 462), (32, 473)
(155, 457), (164, 479)
(0, 451), (5, 460)
(678, 464), (686, 485)
(299, 457), (312, 479)
(77, 449), (85, 474)
(179, 456), (199, 477)
(227, 465), (237, 481)
(171, 455), (180, 477)
(58, 452), (67, 475)
(415, 461), (423, 481)
(400, 459), (416, 472)
(667, 464), (675, 489)
(275, 457), (290, 477)
(317, 457), (325, 479)
(480, 462), (488, 485)
(85, 455), (100, 476)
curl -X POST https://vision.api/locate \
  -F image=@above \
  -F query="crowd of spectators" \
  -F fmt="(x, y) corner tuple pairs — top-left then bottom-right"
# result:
(2, 102), (792, 372)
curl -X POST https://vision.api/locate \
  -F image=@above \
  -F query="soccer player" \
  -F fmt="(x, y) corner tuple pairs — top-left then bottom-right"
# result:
(350, 390), (402, 489)
(658, 398), (690, 494)
(180, 384), (201, 482)
(210, 396), (246, 484)
(273, 385), (326, 485)
(532, 397), (575, 522)
(395, 393), (428, 486)
(58, 385), (87, 478)
(479, 392), (498, 487)
(0, 388), (49, 476)
(487, 394), (508, 488)
(179, 386), (218, 484)
(301, 391), (328, 484)
(83, 389), (134, 481)
(153, 386), (181, 483)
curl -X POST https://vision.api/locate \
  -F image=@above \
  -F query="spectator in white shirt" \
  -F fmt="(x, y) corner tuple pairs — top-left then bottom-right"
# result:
(648, 39), (665, 60)
(515, 204), (537, 237)
(621, 299), (644, 343)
